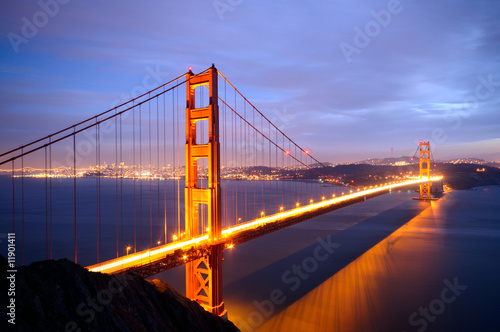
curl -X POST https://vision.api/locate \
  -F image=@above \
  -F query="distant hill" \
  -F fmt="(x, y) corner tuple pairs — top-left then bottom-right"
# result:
(435, 163), (500, 189)
(326, 163), (500, 190)
(356, 156), (415, 166)
(355, 156), (500, 169)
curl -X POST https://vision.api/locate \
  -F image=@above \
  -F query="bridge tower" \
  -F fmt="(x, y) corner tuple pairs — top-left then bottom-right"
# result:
(418, 141), (431, 199)
(184, 65), (226, 317)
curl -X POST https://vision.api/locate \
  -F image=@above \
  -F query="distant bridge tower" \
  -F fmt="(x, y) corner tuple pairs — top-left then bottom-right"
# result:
(185, 65), (225, 317)
(418, 141), (431, 199)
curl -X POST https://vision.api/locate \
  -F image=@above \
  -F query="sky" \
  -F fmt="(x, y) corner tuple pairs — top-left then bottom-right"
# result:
(1, 0), (499, 163)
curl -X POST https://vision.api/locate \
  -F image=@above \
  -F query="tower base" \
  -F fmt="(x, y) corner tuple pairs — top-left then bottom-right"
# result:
(412, 196), (438, 201)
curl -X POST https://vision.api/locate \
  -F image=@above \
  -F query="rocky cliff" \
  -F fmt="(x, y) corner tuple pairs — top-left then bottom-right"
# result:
(0, 255), (240, 332)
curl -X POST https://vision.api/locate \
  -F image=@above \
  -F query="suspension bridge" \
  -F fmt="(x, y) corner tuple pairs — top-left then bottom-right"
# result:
(0, 64), (442, 318)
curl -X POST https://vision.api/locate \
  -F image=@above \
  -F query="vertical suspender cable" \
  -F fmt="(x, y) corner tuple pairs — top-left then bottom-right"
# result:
(115, 114), (119, 258)
(223, 78), (227, 228)
(49, 138), (52, 259)
(244, 102), (247, 223)
(95, 123), (99, 262)
(157, 95), (161, 245)
(260, 117), (266, 211)
(139, 104), (143, 251)
(21, 149), (24, 265)
(149, 95), (152, 249)
(176, 83), (180, 236)
(45, 147), (48, 259)
(133, 105), (137, 253)
(281, 135), (284, 209)
(163, 89), (167, 244)
(234, 89), (238, 223)
(12, 161), (15, 234)
(97, 122), (101, 263)
(120, 113), (123, 253)
(172, 83), (177, 236)
(275, 127), (278, 212)
(268, 121), (271, 213)
(253, 104), (256, 220)
(73, 131), (77, 263)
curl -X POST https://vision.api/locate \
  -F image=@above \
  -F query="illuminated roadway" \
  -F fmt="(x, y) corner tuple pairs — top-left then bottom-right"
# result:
(86, 177), (442, 275)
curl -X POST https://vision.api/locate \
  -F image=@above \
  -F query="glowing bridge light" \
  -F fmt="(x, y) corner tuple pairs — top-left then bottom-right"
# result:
(285, 151), (290, 155)
(173, 235), (178, 241)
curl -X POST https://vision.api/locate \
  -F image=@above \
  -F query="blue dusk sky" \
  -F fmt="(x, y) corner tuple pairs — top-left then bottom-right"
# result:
(1, 0), (499, 163)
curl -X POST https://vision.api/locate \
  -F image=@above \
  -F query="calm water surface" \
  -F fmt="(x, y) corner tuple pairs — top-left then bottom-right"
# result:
(2, 175), (499, 331)
(207, 186), (500, 332)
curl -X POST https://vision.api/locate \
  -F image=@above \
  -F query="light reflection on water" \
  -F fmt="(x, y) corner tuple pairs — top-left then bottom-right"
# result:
(258, 201), (447, 332)
(251, 187), (500, 332)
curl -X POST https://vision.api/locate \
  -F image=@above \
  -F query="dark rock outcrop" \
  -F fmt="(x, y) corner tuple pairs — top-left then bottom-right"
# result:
(0, 255), (239, 332)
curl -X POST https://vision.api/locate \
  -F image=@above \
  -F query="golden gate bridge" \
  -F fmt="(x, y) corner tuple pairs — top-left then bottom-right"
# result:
(0, 64), (441, 317)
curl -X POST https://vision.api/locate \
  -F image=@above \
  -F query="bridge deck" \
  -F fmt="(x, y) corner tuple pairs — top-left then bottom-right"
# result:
(86, 177), (441, 276)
